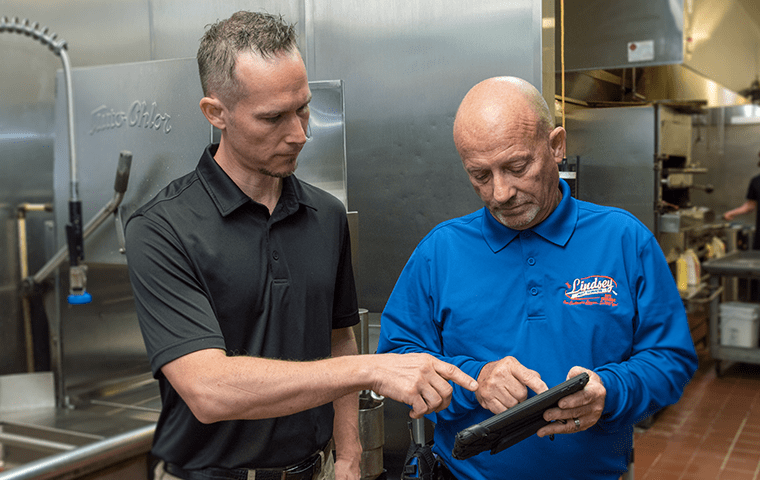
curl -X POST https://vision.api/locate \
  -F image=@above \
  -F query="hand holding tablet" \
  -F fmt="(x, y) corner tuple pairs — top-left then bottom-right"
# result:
(452, 372), (590, 460)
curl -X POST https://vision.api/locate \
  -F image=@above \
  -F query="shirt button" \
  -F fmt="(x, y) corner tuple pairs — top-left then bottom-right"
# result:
(523, 231), (532, 238)
(272, 251), (279, 260)
(527, 257), (536, 266)
(530, 287), (538, 296)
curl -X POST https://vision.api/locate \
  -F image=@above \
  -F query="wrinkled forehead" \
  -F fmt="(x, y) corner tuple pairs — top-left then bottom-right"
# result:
(455, 105), (543, 157)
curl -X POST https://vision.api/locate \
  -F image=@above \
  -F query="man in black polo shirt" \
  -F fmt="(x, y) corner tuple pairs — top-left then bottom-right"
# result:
(125, 11), (477, 480)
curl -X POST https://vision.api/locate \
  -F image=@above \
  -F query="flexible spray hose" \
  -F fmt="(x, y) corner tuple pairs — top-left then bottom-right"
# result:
(1, 17), (90, 304)
(0, 17), (76, 199)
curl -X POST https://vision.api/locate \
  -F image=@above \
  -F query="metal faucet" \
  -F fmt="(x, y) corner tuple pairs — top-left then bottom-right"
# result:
(1, 16), (88, 303)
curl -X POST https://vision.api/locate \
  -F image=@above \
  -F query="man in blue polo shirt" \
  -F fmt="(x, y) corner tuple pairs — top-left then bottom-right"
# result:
(378, 76), (698, 479)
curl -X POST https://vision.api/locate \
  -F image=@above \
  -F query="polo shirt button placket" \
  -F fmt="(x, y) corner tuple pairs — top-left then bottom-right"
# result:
(272, 250), (279, 261)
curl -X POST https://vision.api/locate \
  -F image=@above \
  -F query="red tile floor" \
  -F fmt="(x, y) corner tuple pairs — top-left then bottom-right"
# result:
(632, 345), (760, 479)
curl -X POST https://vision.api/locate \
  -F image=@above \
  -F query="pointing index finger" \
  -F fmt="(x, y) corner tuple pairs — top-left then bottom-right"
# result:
(435, 361), (478, 391)
(514, 365), (548, 395)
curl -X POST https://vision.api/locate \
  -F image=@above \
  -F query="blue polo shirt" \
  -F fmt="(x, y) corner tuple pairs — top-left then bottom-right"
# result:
(378, 179), (697, 480)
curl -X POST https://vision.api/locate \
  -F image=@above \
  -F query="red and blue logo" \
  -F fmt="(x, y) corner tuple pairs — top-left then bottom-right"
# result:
(563, 275), (618, 306)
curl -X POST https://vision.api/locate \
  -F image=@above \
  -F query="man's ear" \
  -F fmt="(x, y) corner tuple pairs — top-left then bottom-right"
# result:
(199, 96), (227, 131)
(549, 126), (566, 164)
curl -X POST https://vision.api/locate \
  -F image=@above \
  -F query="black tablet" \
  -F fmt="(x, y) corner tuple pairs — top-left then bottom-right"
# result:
(452, 372), (590, 460)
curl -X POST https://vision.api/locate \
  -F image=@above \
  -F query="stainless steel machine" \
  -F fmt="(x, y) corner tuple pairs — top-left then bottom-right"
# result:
(566, 102), (713, 249)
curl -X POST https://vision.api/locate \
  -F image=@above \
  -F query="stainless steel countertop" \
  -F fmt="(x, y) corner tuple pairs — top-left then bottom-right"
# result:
(0, 376), (159, 479)
(703, 250), (760, 277)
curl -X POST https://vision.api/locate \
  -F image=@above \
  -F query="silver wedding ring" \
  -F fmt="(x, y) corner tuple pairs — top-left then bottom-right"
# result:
(573, 418), (581, 429)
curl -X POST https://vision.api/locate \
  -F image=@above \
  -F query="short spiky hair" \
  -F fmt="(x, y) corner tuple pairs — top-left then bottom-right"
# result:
(197, 11), (298, 105)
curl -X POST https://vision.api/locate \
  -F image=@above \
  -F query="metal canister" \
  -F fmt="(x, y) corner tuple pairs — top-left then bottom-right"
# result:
(356, 309), (384, 479)
(359, 390), (385, 480)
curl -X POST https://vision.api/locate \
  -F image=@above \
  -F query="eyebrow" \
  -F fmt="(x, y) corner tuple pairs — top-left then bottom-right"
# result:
(258, 94), (312, 118)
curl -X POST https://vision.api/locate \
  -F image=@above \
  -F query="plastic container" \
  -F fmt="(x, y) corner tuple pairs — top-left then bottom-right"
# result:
(676, 254), (688, 292)
(720, 302), (760, 348)
(685, 249), (701, 286)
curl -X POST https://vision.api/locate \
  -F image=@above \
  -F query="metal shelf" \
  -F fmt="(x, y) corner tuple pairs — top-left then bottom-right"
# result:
(702, 251), (760, 375)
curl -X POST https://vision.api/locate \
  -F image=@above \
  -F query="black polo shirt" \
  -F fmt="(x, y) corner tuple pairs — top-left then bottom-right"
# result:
(125, 144), (359, 470)
(748, 174), (760, 250)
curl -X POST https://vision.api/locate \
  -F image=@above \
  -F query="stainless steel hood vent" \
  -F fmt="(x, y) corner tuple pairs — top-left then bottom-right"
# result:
(557, 0), (760, 107)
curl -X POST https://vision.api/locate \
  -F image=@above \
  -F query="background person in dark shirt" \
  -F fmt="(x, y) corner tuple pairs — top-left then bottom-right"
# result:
(125, 11), (476, 480)
(723, 148), (760, 250)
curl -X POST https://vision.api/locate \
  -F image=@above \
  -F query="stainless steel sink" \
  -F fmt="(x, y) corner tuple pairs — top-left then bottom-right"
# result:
(0, 373), (158, 478)
(0, 421), (154, 479)
(0, 421), (102, 471)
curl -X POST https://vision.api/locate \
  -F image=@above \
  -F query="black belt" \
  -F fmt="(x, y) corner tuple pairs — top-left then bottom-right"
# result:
(165, 440), (333, 480)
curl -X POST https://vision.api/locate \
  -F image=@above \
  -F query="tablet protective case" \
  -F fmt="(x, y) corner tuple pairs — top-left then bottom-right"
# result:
(452, 372), (590, 460)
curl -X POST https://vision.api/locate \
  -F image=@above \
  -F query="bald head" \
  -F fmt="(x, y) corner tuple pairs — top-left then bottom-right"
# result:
(452, 76), (565, 230)
(453, 77), (553, 156)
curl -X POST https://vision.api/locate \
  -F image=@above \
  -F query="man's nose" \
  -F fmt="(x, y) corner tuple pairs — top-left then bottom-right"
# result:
(492, 172), (516, 203)
(285, 113), (309, 144)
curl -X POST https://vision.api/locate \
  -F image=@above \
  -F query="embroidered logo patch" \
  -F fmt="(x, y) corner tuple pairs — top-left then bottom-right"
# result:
(563, 275), (618, 306)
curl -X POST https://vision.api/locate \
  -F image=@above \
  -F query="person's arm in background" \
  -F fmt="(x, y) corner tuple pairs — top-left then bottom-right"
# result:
(723, 199), (757, 221)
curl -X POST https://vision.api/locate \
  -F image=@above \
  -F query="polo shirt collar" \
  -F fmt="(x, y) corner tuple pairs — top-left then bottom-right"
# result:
(196, 144), (317, 217)
(481, 178), (577, 252)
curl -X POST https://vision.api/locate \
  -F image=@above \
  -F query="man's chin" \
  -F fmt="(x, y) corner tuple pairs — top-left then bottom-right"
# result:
(492, 208), (537, 229)
(260, 162), (298, 179)
(270, 171), (295, 179)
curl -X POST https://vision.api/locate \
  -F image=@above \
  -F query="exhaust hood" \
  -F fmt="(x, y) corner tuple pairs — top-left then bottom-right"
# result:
(557, 0), (760, 107)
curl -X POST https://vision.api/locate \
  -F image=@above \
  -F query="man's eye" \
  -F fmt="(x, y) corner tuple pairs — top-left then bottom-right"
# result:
(264, 116), (280, 123)
(510, 162), (530, 174)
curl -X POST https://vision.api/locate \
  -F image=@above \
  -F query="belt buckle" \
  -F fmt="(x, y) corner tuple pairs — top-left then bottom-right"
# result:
(282, 451), (322, 480)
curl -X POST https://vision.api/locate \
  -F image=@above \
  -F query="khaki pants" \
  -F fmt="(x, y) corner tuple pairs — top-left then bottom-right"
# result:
(153, 450), (336, 480)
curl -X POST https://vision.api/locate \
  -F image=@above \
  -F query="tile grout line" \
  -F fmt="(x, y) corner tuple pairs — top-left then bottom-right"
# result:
(719, 415), (748, 473)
